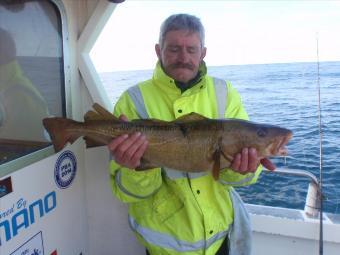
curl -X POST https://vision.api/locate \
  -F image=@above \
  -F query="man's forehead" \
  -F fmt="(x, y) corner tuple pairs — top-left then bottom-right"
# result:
(164, 30), (201, 45)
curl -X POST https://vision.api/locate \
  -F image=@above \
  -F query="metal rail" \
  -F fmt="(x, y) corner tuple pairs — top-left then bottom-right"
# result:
(264, 168), (319, 187)
(263, 167), (321, 218)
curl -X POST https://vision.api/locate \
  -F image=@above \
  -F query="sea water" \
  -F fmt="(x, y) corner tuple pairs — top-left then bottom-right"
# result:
(99, 61), (340, 213)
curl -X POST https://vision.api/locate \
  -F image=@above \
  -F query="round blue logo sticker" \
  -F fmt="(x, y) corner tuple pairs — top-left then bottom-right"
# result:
(54, 150), (77, 189)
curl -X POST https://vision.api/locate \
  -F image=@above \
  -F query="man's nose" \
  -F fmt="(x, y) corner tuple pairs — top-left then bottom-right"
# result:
(178, 49), (189, 62)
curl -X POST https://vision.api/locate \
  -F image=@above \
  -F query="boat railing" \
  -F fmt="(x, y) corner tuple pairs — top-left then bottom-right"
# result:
(264, 168), (321, 218)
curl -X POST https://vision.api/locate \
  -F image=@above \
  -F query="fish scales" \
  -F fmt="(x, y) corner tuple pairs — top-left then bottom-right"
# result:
(43, 103), (293, 180)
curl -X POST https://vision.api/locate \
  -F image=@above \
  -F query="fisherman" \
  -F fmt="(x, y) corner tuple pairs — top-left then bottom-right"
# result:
(107, 14), (275, 255)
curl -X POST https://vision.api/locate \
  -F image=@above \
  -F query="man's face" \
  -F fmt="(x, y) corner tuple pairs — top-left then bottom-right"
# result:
(155, 30), (206, 83)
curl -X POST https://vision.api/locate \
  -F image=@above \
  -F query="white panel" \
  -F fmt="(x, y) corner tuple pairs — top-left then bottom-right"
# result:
(251, 213), (340, 255)
(253, 232), (318, 255)
(84, 146), (144, 255)
(0, 141), (88, 255)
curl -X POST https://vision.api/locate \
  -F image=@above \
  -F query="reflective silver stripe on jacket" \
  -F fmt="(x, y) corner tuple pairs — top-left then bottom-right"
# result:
(163, 167), (207, 180)
(214, 78), (257, 186)
(129, 215), (229, 252)
(115, 169), (160, 199)
(213, 77), (228, 119)
(127, 77), (227, 120)
(113, 85), (149, 198)
(127, 85), (149, 119)
(219, 173), (256, 186)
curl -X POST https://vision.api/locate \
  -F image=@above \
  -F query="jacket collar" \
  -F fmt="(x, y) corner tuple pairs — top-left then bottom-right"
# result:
(152, 61), (208, 94)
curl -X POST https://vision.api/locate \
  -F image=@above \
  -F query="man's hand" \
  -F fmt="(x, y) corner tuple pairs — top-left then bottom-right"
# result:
(230, 147), (276, 174)
(107, 114), (148, 169)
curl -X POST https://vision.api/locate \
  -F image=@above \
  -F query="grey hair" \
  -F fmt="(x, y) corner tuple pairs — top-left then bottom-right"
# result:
(159, 14), (205, 49)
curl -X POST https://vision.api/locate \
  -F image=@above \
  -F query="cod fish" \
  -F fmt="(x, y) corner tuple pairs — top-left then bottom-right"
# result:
(43, 103), (292, 179)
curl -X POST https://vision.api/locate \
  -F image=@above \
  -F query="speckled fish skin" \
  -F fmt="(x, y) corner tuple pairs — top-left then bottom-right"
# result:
(43, 103), (293, 178)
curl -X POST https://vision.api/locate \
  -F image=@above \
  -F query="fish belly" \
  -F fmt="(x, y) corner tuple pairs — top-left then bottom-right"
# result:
(143, 131), (217, 172)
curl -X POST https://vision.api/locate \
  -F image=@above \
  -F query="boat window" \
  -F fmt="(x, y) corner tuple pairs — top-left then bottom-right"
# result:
(0, 0), (65, 174)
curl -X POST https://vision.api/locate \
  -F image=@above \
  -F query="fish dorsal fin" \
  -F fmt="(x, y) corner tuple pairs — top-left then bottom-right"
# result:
(93, 103), (117, 120)
(84, 103), (118, 121)
(174, 112), (207, 123)
(84, 110), (102, 121)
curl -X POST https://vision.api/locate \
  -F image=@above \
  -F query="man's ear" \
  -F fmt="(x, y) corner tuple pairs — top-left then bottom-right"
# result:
(201, 47), (207, 61)
(155, 44), (161, 59)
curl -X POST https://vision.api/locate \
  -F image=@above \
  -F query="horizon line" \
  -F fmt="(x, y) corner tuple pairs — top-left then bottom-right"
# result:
(98, 60), (340, 74)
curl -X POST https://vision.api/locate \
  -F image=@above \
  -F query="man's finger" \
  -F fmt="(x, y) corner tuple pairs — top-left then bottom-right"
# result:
(115, 132), (142, 157)
(131, 140), (149, 167)
(248, 148), (259, 172)
(124, 135), (146, 161)
(238, 148), (249, 172)
(108, 134), (128, 151)
(230, 153), (241, 171)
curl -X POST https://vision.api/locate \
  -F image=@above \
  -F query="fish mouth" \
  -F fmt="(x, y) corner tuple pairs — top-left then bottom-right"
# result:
(272, 132), (293, 156)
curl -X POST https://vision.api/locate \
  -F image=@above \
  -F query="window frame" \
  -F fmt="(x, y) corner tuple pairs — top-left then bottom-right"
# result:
(0, 0), (70, 178)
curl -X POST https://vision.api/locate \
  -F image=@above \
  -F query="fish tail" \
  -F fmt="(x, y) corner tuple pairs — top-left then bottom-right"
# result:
(43, 117), (81, 152)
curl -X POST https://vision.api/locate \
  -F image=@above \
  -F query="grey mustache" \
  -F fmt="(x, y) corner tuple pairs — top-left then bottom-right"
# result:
(171, 63), (194, 70)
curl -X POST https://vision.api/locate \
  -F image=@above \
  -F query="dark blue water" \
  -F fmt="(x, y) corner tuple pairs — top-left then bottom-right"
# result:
(100, 61), (340, 213)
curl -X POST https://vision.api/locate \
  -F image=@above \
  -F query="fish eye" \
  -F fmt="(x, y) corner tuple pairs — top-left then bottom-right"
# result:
(257, 128), (268, 137)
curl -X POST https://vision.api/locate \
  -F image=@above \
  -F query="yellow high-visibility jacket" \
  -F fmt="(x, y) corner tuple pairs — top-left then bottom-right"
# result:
(110, 62), (261, 255)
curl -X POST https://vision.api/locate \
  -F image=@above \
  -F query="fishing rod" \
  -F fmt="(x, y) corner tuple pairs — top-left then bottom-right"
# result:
(316, 33), (324, 255)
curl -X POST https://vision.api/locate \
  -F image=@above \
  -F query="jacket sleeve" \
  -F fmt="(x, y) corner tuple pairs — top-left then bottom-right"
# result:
(109, 91), (162, 203)
(219, 81), (262, 186)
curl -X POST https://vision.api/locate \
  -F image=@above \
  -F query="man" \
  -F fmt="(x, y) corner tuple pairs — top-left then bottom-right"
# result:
(108, 14), (275, 255)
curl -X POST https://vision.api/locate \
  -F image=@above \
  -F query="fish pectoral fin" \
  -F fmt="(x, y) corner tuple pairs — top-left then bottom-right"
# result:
(212, 149), (221, 180)
(84, 103), (118, 121)
(135, 158), (158, 171)
(174, 112), (208, 123)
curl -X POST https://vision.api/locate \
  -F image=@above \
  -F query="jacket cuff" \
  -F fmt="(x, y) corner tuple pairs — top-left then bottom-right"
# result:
(218, 165), (262, 187)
